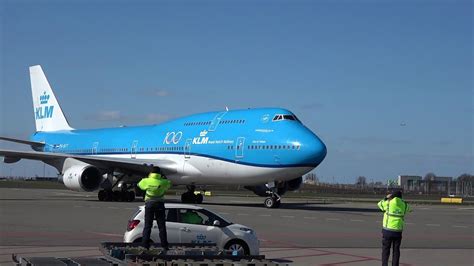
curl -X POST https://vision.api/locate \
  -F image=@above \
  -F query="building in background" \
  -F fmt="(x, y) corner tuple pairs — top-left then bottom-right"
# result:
(398, 175), (422, 192)
(398, 175), (455, 195)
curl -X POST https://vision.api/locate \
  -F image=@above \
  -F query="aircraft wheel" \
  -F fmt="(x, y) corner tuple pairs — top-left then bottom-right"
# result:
(181, 192), (189, 203)
(264, 197), (275, 208)
(104, 190), (114, 201)
(195, 193), (203, 204)
(274, 199), (281, 208)
(98, 190), (106, 201)
(116, 191), (127, 201)
(113, 191), (121, 201)
(127, 191), (135, 202)
(264, 196), (280, 208)
(181, 191), (195, 203)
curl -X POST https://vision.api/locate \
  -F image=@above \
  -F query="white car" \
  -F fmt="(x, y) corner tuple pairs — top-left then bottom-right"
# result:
(123, 203), (259, 255)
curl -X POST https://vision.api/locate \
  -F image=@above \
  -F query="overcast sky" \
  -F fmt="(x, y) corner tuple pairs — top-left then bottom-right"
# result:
(1, 0), (472, 183)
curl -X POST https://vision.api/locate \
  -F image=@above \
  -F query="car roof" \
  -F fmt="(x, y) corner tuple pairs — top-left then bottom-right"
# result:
(137, 203), (204, 210)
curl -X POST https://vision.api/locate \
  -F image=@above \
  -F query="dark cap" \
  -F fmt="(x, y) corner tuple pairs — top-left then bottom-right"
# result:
(392, 190), (402, 198)
(151, 166), (161, 173)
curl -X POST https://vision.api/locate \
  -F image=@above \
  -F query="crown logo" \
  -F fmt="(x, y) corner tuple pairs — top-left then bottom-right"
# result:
(40, 91), (50, 105)
(199, 130), (208, 137)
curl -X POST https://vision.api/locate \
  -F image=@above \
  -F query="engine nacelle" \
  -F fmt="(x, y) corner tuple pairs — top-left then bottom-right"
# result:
(62, 164), (102, 192)
(287, 176), (303, 191)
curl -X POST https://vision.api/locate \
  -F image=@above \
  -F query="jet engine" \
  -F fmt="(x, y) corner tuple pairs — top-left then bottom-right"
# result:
(62, 164), (102, 192)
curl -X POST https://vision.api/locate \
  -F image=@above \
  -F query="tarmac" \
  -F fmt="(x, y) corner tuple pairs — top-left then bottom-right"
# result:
(0, 188), (473, 265)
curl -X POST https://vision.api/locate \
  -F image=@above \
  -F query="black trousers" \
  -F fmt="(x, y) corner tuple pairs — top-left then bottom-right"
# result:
(142, 200), (168, 249)
(382, 231), (402, 266)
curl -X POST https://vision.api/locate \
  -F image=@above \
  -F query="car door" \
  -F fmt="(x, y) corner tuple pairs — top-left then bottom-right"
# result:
(150, 208), (181, 243)
(177, 208), (222, 245)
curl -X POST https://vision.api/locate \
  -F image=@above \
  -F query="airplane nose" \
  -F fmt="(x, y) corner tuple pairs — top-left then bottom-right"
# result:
(301, 133), (327, 166)
(309, 135), (327, 165)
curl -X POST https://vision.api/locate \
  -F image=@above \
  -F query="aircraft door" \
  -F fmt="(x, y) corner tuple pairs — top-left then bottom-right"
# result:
(184, 139), (192, 159)
(235, 137), (245, 159)
(131, 140), (138, 159)
(208, 112), (227, 132)
(92, 142), (99, 155)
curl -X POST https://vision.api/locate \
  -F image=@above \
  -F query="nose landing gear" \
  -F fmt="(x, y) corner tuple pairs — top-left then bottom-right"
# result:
(264, 192), (281, 208)
(264, 182), (282, 208)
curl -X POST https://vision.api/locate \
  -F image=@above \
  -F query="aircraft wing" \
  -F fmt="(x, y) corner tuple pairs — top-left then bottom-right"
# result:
(0, 149), (177, 175)
(0, 136), (45, 150)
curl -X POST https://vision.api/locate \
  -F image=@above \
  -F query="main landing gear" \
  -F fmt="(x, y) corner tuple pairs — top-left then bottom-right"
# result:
(98, 174), (136, 202)
(181, 185), (204, 204)
(98, 189), (135, 202)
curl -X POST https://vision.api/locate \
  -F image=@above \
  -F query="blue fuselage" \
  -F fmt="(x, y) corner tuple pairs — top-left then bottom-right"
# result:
(31, 108), (326, 184)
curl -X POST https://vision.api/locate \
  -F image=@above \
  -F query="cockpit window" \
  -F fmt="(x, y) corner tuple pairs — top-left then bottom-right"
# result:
(272, 114), (300, 122)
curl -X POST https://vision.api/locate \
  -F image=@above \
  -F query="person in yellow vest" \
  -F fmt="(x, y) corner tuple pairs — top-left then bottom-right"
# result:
(377, 190), (410, 266)
(138, 167), (171, 250)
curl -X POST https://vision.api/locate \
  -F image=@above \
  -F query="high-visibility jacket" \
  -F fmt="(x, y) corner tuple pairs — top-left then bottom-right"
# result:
(377, 197), (410, 232)
(138, 173), (171, 202)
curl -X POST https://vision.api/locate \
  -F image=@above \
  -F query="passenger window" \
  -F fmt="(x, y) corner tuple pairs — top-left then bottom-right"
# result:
(166, 208), (178, 222)
(179, 209), (228, 227)
(178, 209), (206, 225)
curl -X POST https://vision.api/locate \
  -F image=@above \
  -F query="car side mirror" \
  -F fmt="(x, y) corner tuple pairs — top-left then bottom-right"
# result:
(213, 220), (221, 227)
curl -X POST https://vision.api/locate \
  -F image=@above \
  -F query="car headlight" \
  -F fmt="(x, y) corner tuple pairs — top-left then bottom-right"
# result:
(239, 227), (254, 234)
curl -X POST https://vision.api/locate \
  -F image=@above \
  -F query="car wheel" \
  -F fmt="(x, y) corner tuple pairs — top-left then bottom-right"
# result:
(224, 239), (250, 255)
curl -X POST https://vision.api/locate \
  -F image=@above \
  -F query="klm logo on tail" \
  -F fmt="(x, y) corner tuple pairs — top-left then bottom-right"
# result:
(35, 91), (54, 120)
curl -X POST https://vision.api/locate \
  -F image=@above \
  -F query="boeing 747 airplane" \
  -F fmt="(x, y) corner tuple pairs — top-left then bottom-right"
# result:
(0, 65), (326, 208)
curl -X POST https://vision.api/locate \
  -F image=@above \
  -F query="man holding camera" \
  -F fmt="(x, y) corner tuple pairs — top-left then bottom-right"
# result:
(377, 190), (410, 266)
(138, 167), (171, 251)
